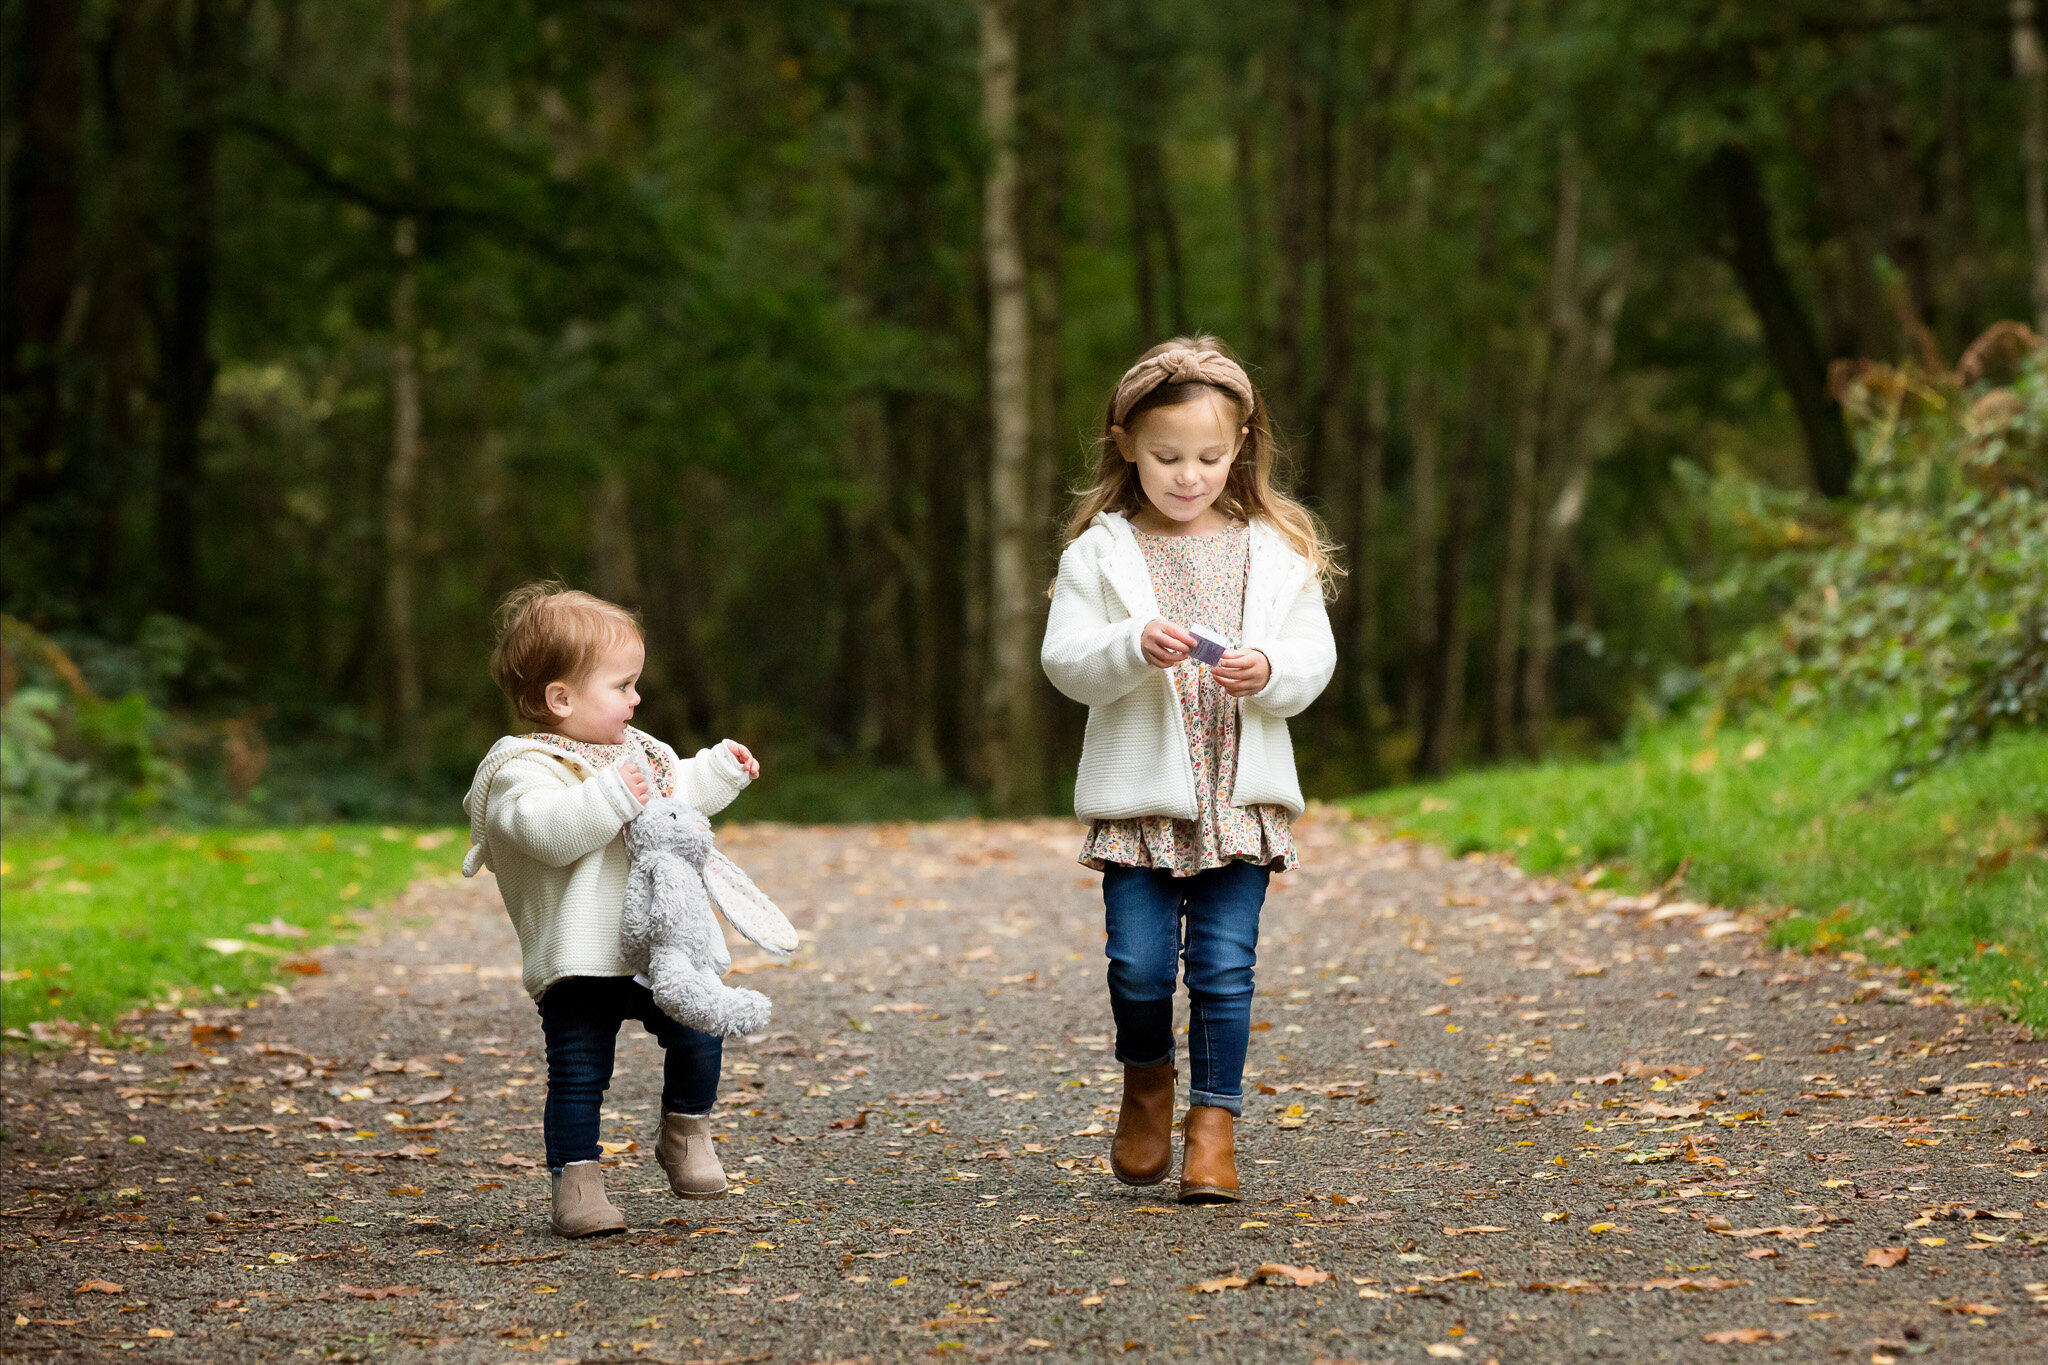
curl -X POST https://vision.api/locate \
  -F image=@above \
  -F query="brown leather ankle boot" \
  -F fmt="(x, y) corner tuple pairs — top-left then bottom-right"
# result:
(1110, 1059), (1176, 1186)
(1178, 1105), (1241, 1204)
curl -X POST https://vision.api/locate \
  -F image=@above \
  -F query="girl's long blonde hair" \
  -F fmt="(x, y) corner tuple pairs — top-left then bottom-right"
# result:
(1060, 335), (1342, 596)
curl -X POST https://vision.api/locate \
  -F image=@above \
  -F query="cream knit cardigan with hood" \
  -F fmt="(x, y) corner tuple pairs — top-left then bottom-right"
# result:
(1042, 510), (1335, 822)
(462, 735), (751, 1000)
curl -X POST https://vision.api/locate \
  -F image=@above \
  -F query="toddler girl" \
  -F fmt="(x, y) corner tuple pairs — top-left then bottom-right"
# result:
(1041, 337), (1336, 1203)
(461, 582), (763, 1236)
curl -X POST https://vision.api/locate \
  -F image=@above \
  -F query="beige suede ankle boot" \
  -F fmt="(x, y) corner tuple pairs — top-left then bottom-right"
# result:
(655, 1113), (728, 1199)
(549, 1159), (627, 1237)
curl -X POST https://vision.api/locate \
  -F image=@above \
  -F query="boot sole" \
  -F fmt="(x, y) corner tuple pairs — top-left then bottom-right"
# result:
(1112, 1164), (1170, 1187)
(1177, 1184), (1242, 1205)
(673, 1186), (728, 1199)
(551, 1221), (627, 1237)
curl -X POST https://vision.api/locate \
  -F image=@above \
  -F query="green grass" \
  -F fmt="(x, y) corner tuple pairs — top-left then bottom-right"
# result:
(1350, 714), (2048, 1029)
(0, 825), (465, 1038)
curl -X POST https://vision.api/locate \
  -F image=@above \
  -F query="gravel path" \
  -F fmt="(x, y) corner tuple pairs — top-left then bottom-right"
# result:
(3, 811), (2043, 1363)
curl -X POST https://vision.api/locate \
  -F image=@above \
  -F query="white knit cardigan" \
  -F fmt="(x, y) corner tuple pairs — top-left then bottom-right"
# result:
(461, 735), (751, 1000)
(1041, 510), (1335, 822)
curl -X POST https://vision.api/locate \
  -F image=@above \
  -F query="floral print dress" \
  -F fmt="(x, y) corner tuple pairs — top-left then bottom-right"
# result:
(1080, 523), (1299, 876)
(529, 726), (677, 799)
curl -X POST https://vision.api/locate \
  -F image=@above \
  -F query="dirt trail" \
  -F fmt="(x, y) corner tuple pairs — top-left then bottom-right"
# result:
(3, 813), (2043, 1363)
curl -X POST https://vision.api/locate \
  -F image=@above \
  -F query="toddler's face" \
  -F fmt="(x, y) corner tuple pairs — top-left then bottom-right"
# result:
(545, 636), (645, 745)
(1117, 389), (1244, 528)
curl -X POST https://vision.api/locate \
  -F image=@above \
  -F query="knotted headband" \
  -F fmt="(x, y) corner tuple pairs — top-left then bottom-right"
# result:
(1110, 346), (1257, 427)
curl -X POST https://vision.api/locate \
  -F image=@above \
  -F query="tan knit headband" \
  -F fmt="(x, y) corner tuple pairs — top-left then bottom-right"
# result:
(1110, 346), (1256, 427)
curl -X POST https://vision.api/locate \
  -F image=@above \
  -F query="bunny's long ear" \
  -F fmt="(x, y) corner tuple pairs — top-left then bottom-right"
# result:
(702, 852), (799, 955)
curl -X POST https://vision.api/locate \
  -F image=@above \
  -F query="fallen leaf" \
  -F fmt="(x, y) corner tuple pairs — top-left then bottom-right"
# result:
(494, 1154), (538, 1169)
(1700, 1328), (1785, 1344)
(74, 1281), (124, 1295)
(1190, 1276), (1250, 1293)
(386, 1185), (424, 1196)
(338, 1285), (419, 1300)
(1253, 1263), (1332, 1287)
(308, 1117), (349, 1132)
(1709, 1224), (1823, 1240)
(1939, 1302), (2002, 1316)
(1442, 1226), (1509, 1236)
(1863, 1247), (1909, 1268)
(1425, 1346), (1465, 1359)
(650, 1268), (693, 1280)
(404, 1086), (455, 1106)
(830, 1111), (869, 1130)
(1642, 1277), (1749, 1291)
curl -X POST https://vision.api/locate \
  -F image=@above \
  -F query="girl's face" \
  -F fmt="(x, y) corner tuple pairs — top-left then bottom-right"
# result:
(544, 636), (645, 745)
(1116, 389), (1246, 531)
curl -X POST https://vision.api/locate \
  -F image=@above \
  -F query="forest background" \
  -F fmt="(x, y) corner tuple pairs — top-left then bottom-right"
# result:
(5, 0), (2047, 826)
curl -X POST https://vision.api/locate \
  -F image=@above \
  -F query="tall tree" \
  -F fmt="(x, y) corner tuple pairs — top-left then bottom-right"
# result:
(383, 0), (424, 770)
(2016, 0), (2048, 334)
(1701, 143), (1856, 497)
(979, 0), (1041, 813)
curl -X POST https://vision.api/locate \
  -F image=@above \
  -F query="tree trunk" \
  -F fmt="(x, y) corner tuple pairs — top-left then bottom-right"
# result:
(2016, 0), (2048, 334)
(1271, 0), (1314, 445)
(589, 466), (640, 606)
(1232, 40), (1266, 357)
(1310, 0), (1357, 755)
(1, 0), (83, 519)
(1703, 143), (1856, 497)
(384, 0), (424, 771)
(1485, 146), (1577, 758)
(1523, 252), (1631, 753)
(1024, 0), (1069, 769)
(1402, 366), (1437, 744)
(979, 0), (1040, 813)
(154, 0), (239, 622)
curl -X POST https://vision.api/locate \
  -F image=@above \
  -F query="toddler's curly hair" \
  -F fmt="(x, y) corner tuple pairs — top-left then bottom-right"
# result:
(489, 581), (643, 727)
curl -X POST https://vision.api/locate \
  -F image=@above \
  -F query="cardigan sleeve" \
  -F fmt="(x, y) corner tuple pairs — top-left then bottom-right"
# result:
(1041, 537), (1155, 708)
(673, 740), (752, 816)
(1244, 576), (1336, 720)
(485, 754), (642, 869)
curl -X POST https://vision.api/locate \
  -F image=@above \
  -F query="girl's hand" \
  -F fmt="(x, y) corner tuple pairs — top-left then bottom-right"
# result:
(1140, 618), (1197, 669)
(619, 762), (651, 806)
(726, 741), (761, 780)
(1213, 648), (1271, 698)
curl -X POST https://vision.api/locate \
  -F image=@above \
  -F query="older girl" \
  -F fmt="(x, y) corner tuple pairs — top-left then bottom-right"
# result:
(1041, 336), (1337, 1203)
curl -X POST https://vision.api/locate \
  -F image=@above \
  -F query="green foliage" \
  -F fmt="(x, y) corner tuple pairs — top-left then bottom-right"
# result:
(1713, 342), (2048, 773)
(1351, 714), (2048, 1028)
(0, 826), (464, 1037)
(0, 619), (186, 828)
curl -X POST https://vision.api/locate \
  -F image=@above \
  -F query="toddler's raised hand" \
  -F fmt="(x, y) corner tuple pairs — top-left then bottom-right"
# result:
(618, 761), (651, 806)
(1140, 618), (1197, 670)
(726, 741), (761, 780)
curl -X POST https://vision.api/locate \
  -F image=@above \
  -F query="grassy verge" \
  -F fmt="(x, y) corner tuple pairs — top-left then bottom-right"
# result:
(0, 825), (465, 1039)
(1350, 714), (2048, 1029)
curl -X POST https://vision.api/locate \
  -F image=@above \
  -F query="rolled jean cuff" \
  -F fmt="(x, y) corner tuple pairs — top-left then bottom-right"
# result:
(1115, 1044), (1175, 1069)
(1189, 1089), (1242, 1116)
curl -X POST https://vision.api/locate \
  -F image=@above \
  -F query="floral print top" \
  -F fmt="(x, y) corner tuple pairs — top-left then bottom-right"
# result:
(529, 726), (676, 798)
(1080, 522), (1298, 877)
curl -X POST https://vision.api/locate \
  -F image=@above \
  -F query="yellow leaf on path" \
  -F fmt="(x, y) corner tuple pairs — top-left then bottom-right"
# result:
(1192, 1276), (1250, 1293)
(146, 1328), (174, 1339)
(1542, 1211), (1568, 1222)
(1443, 1225), (1509, 1235)
(1587, 1223), (1616, 1234)
(1425, 1345), (1466, 1359)
(1701, 1327), (1784, 1343)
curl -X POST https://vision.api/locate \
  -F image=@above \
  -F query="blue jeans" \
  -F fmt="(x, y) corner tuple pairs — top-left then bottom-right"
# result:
(536, 976), (722, 1169)
(1101, 860), (1270, 1116)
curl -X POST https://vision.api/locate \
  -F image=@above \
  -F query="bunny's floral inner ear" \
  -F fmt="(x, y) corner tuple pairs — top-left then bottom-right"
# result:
(702, 853), (799, 955)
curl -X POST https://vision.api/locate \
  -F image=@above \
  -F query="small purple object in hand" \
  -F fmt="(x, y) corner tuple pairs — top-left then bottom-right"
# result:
(1186, 623), (1227, 667)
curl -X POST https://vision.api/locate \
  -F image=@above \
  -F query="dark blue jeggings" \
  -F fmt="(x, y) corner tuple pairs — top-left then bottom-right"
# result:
(536, 975), (722, 1169)
(1101, 859), (1271, 1115)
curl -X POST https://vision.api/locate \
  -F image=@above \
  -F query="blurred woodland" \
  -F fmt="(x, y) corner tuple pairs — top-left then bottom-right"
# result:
(4, 0), (2047, 821)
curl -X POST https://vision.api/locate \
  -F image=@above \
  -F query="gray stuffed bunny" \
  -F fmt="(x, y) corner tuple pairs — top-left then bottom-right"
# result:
(620, 797), (799, 1038)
